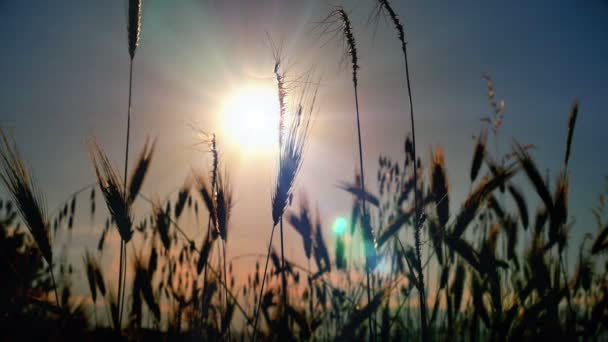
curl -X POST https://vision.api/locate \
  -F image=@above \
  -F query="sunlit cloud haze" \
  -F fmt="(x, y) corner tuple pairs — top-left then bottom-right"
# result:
(1, 0), (607, 305)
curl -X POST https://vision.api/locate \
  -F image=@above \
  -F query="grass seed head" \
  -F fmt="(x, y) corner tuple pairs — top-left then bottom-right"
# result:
(0, 130), (52, 264)
(272, 76), (318, 226)
(90, 141), (133, 242)
(564, 99), (579, 168)
(127, 0), (143, 59)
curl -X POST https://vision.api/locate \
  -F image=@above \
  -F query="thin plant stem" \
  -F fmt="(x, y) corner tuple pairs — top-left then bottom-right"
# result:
(49, 265), (61, 309)
(353, 81), (375, 342)
(215, 233), (223, 323)
(118, 57), (134, 329)
(252, 224), (277, 342)
(121, 241), (127, 324)
(201, 163), (218, 331)
(375, 2), (429, 334)
(274, 57), (288, 334)
(279, 217), (288, 333)
(401, 36), (429, 342)
(117, 239), (124, 328)
(201, 215), (212, 330)
(223, 239), (230, 340)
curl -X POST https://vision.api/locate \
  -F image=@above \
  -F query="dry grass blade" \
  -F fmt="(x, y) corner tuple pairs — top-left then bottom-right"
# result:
(445, 234), (481, 272)
(431, 147), (449, 228)
(488, 195), (505, 220)
(197, 236), (213, 275)
(0, 131), (52, 264)
(95, 262), (107, 296)
(90, 142), (132, 242)
(452, 166), (515, 238)
(564, 99), (579, 168)
(591, 223), (608, 255)
(90, 188), (96, 217)
(196, 175), (217, 235)
(216, 173), (233, 242)
(133, 256), (160, 321)
(376, 208), (413, 248)
(127, 0), (143, 59)
(271, 78), (318, 226)
(337, 181), (380, 207)
(221, 298), (236, 337)
(97, 225), (107, 252)
(148, 246), (157, 275)
(313, 213), (331, 275)
(286, 199), (313, 259)
(84, 252), (98, 303)
(269, 247), (281, 275)
(450, 262), (466, 313)
(201, 280), (217, 318)
(336, 289), (387, 340)
(429, 221), (444, 264)
(173, 182), (190, 219)
(152, 200), (171, 250)
(470, 129), (487, 182)
(127, 139), (155, 205)
(350, 200), (360, 235)
(508, 184), (529, 229)
(513, 143), (553, 210)
(549, 174), (568, 248)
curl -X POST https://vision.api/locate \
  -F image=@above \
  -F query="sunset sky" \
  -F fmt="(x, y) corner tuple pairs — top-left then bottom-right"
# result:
(1, 0), (607, 288)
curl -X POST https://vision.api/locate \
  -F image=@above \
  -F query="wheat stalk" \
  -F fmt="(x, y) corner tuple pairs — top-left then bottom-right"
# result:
(269, 41), (291, 330)
(127, 0), (143, 60)
(318, 7), (377, 340)
(192, 134), (234, 337)
(117, 0), (144, 328)
(0, 130), (59, 308)
(91, 138), (153, 330)
(253, 72), (318, 341)
(373, 1), (429, 338)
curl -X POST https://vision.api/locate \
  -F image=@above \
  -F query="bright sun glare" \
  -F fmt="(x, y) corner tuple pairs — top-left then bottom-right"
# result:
(222, 85), (279, 154)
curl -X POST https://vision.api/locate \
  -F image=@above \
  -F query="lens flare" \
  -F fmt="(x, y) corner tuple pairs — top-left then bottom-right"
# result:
(333, 217), (347, 236)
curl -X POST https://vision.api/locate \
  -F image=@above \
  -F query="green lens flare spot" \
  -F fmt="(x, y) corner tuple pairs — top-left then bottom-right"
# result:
(333, 217), (347, 236)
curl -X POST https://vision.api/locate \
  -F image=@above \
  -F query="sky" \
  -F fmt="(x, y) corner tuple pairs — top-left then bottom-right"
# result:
(1, 0), (607, 293)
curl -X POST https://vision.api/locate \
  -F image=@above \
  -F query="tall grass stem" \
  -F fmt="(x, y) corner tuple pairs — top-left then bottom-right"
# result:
(252, 224), (277, 342)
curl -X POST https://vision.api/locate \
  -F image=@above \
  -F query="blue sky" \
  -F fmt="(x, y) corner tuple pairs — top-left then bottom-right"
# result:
(0, 0), (607, 280)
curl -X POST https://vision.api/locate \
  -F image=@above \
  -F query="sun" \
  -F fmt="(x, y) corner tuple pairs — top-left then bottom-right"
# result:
(222, 85), (279, 154)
